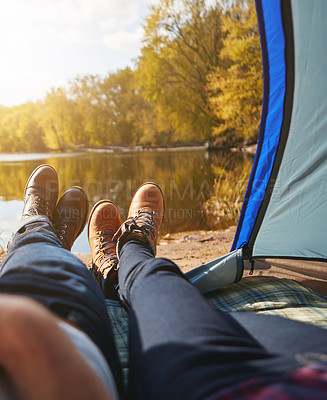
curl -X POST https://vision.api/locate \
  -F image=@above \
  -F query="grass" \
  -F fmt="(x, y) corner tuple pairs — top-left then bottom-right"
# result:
(203, 156), (252, 229)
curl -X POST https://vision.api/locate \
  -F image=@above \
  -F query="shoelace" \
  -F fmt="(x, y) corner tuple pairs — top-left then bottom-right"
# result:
(27, 194), (51, 216)
(93, 230), (119, 278)
(127, 210), (157, 235)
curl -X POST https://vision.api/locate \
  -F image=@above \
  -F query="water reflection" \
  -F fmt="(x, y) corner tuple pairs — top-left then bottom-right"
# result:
(0, 151), (253, 252)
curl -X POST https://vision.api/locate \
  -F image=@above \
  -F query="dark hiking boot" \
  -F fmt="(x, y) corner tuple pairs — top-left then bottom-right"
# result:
(88, 200), (122, 300)
(115, 182), (164, 256)
(22, 164), (58, 222)
(54, 186), (89, 251)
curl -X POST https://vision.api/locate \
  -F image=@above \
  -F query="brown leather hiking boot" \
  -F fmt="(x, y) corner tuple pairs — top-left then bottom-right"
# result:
(88, 200), (122, 300)
(115, 182), (164, 256)
(22, 164), (58, 222)
(54, 186), (89, 251)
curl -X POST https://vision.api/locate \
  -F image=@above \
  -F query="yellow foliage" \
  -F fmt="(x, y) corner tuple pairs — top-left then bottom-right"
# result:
(207, 0), (263, 146)
(0, 0), (263, 151)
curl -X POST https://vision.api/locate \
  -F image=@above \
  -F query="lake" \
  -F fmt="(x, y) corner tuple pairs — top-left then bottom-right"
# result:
(0, 150), (253, 253)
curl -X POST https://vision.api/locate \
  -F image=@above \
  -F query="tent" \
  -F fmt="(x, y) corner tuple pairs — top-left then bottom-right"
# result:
(106, 1), (327, 373)
(187, 0), (327, 296)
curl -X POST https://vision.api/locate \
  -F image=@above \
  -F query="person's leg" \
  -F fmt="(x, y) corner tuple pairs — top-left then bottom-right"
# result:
(119, 240), (327, 400)
(117, 183), (327, 400)
(0, 165), (124, 395)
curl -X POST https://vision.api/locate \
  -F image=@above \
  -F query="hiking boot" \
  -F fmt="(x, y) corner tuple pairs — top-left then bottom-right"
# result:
(22, 164), (58, 222)
(54, 186), (89, 251)
(88, 200), (122, 300)
(115, 182), (164, 256)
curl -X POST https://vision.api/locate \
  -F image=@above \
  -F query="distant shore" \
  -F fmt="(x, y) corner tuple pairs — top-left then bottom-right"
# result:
(72, 142), (257, 155)
(0, 143), (257, 156)
(82, 143), (208, 153)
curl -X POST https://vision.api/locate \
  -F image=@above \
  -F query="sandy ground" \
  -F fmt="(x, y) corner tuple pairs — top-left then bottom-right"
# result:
(77, 227), (236, 273)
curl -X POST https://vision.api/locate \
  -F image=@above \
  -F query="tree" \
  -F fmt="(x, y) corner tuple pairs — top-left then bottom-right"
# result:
(207, 0), (263, 147)
(68, 75), (114, 147)
(101, 68), (146, 145)
(42, 88), (83, 150)
(0, 102), (47, 152)
(137, 0), (224, 143)
(16, 102), (47, 152)
(0, 107), (18, 152)
(0, 0), (263, 152)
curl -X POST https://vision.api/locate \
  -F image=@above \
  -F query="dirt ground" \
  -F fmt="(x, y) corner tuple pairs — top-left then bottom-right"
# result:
(0, 228), (236, 272)
(77, 227), (236, 273)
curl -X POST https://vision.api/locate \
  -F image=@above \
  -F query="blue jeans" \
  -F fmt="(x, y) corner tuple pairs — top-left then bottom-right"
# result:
(0, 216), (124, 397)
(118, 240), (327, 400)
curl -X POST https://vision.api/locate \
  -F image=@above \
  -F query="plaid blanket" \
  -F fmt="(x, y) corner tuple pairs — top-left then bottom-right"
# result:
(106, 276), (327, 371)
(206, 277), (327, 328)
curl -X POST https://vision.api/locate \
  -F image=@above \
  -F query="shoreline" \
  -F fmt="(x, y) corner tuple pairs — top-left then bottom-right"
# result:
(75, 143), (257, 155)
(83, 143), (208, 153)
(0, 143), (257, 156)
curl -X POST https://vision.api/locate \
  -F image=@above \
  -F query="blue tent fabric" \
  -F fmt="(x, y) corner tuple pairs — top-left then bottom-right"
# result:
(232, 0), (327, 264)
(193, 0), (327, 294)
(232, 0), (288, 250)
(252, 0), (327, 259)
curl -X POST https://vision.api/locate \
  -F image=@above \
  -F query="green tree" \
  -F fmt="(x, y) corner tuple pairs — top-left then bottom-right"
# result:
(0, 0), (263, 152)
(137, 0), (224, 143)
(42, 88), (82, 150)
(68, 75), (113, 147)
(207, 0), (262, 147)
(16, 102), (47, 152)
(0, 103), (47, 152)
(0, 107), (18, 152)
(101, 68), (147, 145)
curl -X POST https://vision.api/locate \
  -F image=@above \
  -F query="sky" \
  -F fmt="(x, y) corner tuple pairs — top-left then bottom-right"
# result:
(0, 0), (150, 107)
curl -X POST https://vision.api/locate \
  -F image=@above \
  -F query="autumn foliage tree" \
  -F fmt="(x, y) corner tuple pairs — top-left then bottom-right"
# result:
(207, 0), (262, 147)
(0, 0), (262, 152)
(101, 68), (146, 145)
(137, 0), (224, 143)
